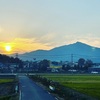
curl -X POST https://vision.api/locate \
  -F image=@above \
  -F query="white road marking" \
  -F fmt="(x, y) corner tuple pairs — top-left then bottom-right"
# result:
(19, 90), (21, 100)
(55, 97), (58, 100)
(48, 92), (50, 94)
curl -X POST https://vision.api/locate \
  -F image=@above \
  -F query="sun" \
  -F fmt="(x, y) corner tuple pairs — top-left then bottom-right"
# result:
(5, 45), (12, 52)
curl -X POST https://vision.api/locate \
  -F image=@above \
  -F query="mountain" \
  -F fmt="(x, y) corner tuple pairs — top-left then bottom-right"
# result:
(18, 42), (100, 63)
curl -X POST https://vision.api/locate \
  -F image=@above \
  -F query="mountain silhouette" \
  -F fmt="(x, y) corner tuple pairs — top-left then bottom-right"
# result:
(18, 42), (100, 63)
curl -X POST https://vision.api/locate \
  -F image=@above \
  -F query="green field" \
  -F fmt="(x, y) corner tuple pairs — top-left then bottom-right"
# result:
(0, 75), (16, 83)
(40, 74), (100, 99)
(0, 75), (18, 100)
(0, 79), (14, 83)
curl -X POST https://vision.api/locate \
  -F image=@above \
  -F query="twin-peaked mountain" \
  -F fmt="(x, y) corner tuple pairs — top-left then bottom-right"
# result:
(18, 42), (100, 63)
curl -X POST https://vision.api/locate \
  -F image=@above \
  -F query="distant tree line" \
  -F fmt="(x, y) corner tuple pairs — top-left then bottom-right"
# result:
(30, 58), (93, 73)
(62, 58), (93, 72)
(0, 54), (23, 66)
(32, 59), (50, 72)
(0, 53), (94, 73)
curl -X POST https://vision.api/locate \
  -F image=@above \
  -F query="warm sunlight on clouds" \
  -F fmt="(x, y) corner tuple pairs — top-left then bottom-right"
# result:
(0, 36), (100, 55)
(0, 38), (53, 54)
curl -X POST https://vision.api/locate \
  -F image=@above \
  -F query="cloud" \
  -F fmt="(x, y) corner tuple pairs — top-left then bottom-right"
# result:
(78, 34), (100, 47)
(79, 37), (100, 48)
(62, 33), (100, 48)
(35, 32), (68, 47)
(7, 38), (53, 54)
(0, 35), (100, 55)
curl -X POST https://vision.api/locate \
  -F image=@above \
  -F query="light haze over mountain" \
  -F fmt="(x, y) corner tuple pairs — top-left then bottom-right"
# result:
(18, 42), (100, 63)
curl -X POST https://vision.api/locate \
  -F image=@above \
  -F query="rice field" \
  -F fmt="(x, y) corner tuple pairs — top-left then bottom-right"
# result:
(0, 79), (14, 83)
(40, 74), (100, 99)
(0, 75), (15, 83)
(0, 75), (18, 100)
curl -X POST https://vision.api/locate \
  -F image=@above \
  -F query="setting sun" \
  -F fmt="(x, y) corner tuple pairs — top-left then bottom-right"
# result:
(5, 45), (12, 52)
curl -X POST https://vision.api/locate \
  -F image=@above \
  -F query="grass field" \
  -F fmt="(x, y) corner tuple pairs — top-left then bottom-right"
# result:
(0, 79), (14, 83)
(40, 74), (100, 99)
(0, 75), (16, 83)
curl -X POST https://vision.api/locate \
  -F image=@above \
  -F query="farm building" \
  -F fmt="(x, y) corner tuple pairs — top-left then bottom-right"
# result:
(0, 63), (4, 68)
(88, 66), (100, 73)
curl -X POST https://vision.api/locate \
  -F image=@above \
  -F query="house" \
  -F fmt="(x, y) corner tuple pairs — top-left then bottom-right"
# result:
(50, 62), (62, 72)
(0, 62), (4, 69)
(88, 65), (100, 73)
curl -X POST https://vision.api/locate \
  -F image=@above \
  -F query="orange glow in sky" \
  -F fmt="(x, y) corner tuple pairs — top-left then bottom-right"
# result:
(0, 38), (53, 55)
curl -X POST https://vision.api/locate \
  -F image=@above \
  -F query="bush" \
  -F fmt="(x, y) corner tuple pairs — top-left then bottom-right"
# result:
(0, 93), (19, 100)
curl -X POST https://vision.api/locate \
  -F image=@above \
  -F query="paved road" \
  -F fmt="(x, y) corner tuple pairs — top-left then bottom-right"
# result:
(19, 75), (57, 100)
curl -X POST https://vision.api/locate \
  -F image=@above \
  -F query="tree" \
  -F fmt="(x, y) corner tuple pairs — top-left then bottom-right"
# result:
(32, 61), (39, 71)
(52, 61), (59, 66)
(78, 58), (85, 70)
(0, 54), (23, 68)
(38, 59), (50, 72)
(84, 59), (93, 70)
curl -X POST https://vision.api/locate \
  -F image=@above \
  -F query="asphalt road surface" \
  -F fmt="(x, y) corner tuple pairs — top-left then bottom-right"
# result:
(19, 75), (57, 100)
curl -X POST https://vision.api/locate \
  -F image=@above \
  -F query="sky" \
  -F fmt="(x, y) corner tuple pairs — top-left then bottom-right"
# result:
(0, 0), (100, 54)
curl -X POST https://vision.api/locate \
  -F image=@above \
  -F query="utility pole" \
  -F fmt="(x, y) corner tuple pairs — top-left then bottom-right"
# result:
(15, 53), (19, 72)
(15, 53), (18, 58)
